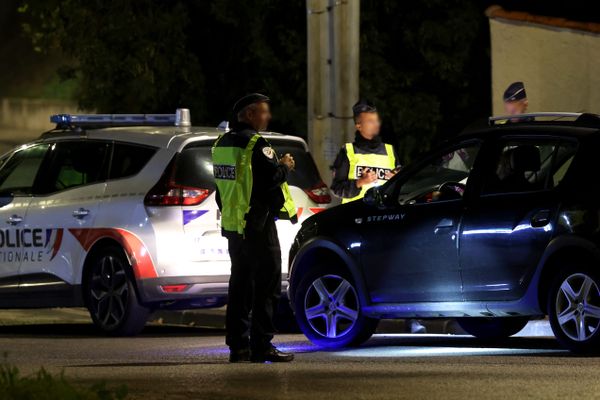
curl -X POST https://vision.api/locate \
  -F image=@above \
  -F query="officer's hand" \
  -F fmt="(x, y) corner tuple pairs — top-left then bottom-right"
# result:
(356, 169), (377, 188)
(280, 153), (295, 171)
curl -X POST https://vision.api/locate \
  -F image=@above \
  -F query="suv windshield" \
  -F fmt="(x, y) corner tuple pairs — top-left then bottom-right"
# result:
(177, 138), (322, 190)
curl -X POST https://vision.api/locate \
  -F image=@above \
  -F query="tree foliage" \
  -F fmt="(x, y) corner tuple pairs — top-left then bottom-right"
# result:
(360, 0), (490, 161)
(19, 0), (489, 160)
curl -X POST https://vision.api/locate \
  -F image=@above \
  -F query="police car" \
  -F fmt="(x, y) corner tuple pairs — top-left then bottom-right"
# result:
(0, 109), (331, 335)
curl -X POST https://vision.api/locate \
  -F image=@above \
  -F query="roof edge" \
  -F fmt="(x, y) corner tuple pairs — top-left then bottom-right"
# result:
(485, 5), (600, 34)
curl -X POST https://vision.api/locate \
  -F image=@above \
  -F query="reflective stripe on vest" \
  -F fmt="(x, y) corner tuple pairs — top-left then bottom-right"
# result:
(212, 133), (297, 235)
(343, 142), (396, 204)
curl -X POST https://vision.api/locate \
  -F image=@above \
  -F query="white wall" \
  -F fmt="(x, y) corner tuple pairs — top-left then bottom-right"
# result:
(490, 18), (600, 115)
(0, 98), (80, 153)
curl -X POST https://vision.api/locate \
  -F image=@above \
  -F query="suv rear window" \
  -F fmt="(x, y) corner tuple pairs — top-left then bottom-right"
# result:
(109, 143), (157, 180)
(268, 138), (322, 189)
(174, 144), (215, 190)
(177, 138), (322, 190)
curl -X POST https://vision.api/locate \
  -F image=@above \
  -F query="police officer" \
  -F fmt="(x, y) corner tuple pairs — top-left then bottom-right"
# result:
(212, 93), (296, 363)
(331, 99), (399, 203)
(503, 81), (532, 122)
(330, 99), (426, 334)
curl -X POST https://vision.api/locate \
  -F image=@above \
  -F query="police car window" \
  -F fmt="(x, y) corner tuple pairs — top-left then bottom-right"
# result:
(179, 139), (322, 191)
(483, 139), (577, 195)
(0, 144), (48, 195)
(35, 141), (110, 194)
(174, 143), (215, 190)
(397, 143), (480, 205)
(109, 143), (157, 180)
(267, 139), (321, 189)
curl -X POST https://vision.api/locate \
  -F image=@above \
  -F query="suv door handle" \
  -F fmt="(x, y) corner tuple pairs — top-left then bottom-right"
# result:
(72, 208), (90, 219)
(434, 218), (455, 234)
(531, 209), (551, 228)
(6, 214), (23, 225)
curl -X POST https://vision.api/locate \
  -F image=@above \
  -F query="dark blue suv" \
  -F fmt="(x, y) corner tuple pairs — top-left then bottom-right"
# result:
(288, 112), (600, 353)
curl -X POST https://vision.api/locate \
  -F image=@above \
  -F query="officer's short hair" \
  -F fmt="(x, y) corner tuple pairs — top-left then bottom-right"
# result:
(352, 99), (377, 123)
(236, 103), (258, 122)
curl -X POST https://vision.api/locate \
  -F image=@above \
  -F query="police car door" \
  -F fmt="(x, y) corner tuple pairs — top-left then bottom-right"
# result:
(0, 143), (48, 284)
(359, 141), (481, 303)
(20, 140), (109, 294)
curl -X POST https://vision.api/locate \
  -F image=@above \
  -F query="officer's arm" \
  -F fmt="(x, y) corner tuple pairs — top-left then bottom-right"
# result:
(330, 147), (361, 199)
(393, 147), (403, 169)
(252, 139), (289, 191)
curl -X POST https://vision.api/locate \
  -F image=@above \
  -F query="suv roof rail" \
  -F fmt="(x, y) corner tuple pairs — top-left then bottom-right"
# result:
(489, 112), (584, 126)
(50, 108), (191, 129)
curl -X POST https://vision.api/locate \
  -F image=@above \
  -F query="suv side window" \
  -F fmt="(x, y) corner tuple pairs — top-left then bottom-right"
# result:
(0, 144), (48, 195)
(395, 142), (481, 205)
(483, 138), (578, 195)
(174, 142), (215, 189)
(109, 143), (157, 180)
(35, 141), (110, 194)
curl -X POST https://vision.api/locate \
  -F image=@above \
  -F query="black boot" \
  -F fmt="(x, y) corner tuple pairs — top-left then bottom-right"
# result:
(229, 348), (251, 363)
(251, 345), (294, 363)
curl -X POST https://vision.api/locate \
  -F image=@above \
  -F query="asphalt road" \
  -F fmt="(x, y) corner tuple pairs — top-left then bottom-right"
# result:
(2, 322), (600, 400)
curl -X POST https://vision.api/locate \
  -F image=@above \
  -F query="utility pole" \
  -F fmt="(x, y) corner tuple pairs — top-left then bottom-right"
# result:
(306, 0), (360, 184)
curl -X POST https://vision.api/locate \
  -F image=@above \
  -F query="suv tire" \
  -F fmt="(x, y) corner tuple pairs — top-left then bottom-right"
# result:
(548, 264), (600, 354)
(293, 264), (378, 348)
(84, 245), (150, 336)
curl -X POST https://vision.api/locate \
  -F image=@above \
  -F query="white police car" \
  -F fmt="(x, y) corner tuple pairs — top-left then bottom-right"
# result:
(0, 109), (331, 335)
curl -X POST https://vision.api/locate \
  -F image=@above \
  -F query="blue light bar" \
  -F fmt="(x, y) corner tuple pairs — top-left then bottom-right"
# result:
(49, 108), (191, 128)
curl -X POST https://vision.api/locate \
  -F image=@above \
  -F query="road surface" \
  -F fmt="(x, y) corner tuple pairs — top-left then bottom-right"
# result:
(0, 321), (598, 400)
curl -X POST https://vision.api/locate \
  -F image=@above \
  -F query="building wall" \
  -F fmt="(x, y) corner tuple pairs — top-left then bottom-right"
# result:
(489, 18), (600, 115)
(0, 98), (80, 153)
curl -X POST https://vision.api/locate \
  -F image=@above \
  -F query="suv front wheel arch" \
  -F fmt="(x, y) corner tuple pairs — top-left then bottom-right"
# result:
(289, 240), (370, 313)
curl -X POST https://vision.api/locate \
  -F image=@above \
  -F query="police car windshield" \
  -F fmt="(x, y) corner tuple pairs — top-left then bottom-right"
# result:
(177, 138), (322, 190)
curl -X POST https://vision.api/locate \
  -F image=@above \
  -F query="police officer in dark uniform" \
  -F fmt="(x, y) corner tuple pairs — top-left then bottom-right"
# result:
(212, 93), (296, 363)
(502, 81), (533, 122)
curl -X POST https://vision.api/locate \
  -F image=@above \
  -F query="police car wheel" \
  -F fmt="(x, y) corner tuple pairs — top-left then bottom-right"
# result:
(85, 246), (150, 336)
(456, 317), (529, 340)
(294, 265), (378, 348)
(548, 264), (600, 354)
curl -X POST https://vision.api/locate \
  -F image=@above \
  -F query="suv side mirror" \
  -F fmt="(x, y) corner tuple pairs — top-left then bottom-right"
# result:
(363, 187), (386, 209)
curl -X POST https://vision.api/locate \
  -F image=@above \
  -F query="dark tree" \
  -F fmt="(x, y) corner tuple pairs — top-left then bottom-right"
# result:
(20, 0), (490, 161)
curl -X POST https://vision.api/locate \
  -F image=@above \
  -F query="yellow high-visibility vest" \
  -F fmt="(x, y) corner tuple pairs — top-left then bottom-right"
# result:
(343, 143), (396, 203)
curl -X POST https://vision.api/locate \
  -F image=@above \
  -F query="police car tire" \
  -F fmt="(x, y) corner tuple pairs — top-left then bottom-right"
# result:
(456, 317), (529, 340)
(294, 264), (378, 348)
(85, 245), (150, 336)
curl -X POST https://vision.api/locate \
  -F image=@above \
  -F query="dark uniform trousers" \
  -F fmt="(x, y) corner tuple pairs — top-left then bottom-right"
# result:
(225, 216), (281, 352)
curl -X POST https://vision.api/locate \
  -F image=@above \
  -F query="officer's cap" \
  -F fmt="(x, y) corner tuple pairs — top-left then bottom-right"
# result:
(352, 99), (377, 117)
(503, 82), (527, 102)
(232, 93), (270, 115)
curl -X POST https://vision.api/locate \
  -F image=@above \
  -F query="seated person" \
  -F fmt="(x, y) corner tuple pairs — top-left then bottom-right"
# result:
(492, 145), (541, 193)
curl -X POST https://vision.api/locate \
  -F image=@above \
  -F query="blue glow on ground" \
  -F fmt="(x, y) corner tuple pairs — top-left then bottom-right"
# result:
(330, 334), (565, 358)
